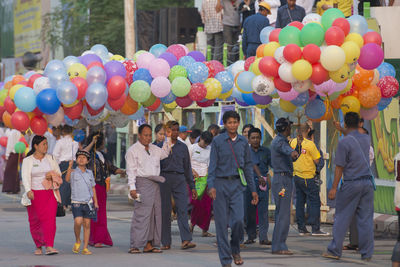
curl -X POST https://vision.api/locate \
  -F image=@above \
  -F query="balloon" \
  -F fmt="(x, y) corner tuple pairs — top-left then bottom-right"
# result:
(188, 83), (207, 101)
(149, 58), (171, 78)
(329, 64), (350, 84)
(33, 77), (51, 95)
(274, 77), (292, 92)
(14, 87), (36, 112)
(127, 105), (144, 119)
(104, 61), (127, 82)
(209, 60), (225, 74)
(73, 129), (86, 142)
(363, 31), (382, 46)
(291, 92), (309, 106)
(160, 91), (177, 104)
(341, 95), (360, 114)
(132, 68), (153, 85)
(280, 99), (297, 112)
(64, 101), (83, 120)
(28, 74), (42, 88)
(197, 99), (216, 107)
(36, 89), (60, 115)
(305, 99), (326, 119)
(353, 65), (374, 88)
(300, 23), (325, 46)
(151, 77), (171, 98)
(348, 14), (368, 36)
(85, 83), (108, 110)
(107, 94), (126, 111)
(283, 44), (302, 63)
(341, 41), (360, 64)
(377, 62), (396, 78)
(187, 51), (206, 62)
(273, 46), (285, 65)
(63, 56), (81, 70)
(263, 42), (280, 57)
(204, 78), (222, 100)
(141, 93), (157, 107)
(44, 60), (66, 76)
(252, 75), (275, 96)
(278, 88), (299, 101)
(278, 62), (296, 83)
(171, 77), (191, 97)
(320, 45), (346, 71)
(250, 58), (262, 75)
(269, 28), (281, 42)
(80, 53), (102, 67)
(169, 65), (188, 82)
(107, 76), (127, 100)
(133, 50), (147, 61)
(86, 66), (107, 85)
(302, 13), (321, 24)
(230, 60), (245, 78)
(293, 79), (312, 93)
(325, 26), (345, 46)
(257, 57), (279, 78)
(70, 77), (88, 100)
(4, 96), (16, 114)
(120, 95), (139, 115)
(178, 56), (196, 69)
(56, 81), (78, 105)
(244, 57), (256, 71)
(147, 98), (161, 111)
(332, 17), (350, 35)
(30, 116), (47, 135)
(187, 62), (209, 83)
(123, 60), (138, 85)
(252, 93), (272, 105)
(175, 95), (193, 108)
(166, 44), (186, 60)
(358, 43), (384, 70)
(302, 44), (321, 64)
(236, 71), (255, 93)
(87, 61), (104, 70)
(14, 142), (26, 154)
(378, 76), (399, 98)
(219, 89), (233, 100)
(279, 26), (301, 46)
(289, 21), (303, 30)
(67, 63), (87, 79)
(345, 33), (364, 48)
(0, 136), (8, 147)
(241, 92), (256, 105)
(159, 52), (178, 68)
(149, 44), (167, 57)
(377, 97), (392, 111)
(10, 76), (25, 86)
(215, 71), (234, 93)
(90, 44), (109, 58)
(2, 111), (12, 128)
(0, 90), (7, 105)
(129, 80), (151, 102)
(11, 111), (30, 131)
(360, 106), (379, 120)
(321, 8), (345, 30)
(260, 26), (275, 44)
(256, 44), (266, 57)
(314, 79), (348, 96)
(292, 60), (312, 81)
(48, 69), (69, 89)
(9, 84), (24, 100)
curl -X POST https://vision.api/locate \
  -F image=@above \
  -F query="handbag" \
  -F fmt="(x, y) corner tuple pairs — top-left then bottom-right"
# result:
(56, 202), (65, 217)
(228, 140), (247, 186)
(195, 176), (208, 200)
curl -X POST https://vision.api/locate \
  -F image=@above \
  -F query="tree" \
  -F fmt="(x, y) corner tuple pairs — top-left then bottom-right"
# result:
(136, 0), (194, 10)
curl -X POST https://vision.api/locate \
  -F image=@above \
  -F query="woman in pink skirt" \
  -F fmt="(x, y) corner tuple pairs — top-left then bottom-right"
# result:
(21, 135), (62, 255)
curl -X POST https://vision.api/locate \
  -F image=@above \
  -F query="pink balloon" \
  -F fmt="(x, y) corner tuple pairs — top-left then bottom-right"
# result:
(166, 44), (186, 60)
(151, 77), (171, 98)
(314, 79), (348, 96)
(278, 88), (299, 101)
(360, 106), (379, 120)
(149, 58), (171, 78)
(178, 44), (189, 55)
(136, 52), (155, 69)
(358, 43), (384, 70)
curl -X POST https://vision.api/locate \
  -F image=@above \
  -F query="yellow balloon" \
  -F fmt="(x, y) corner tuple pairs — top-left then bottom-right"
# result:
(9, 84), (24, 100)
(250, 58), (262, 75)
(263, 42), (280, 57)
(329, 64), (350, 83)
(219, 89), (233, 100)
(341, 41), (360, 64)
(68, 63), (87, 79)
(292, 60), (312, 81)
(340, 96), (360, 114)
(110, 55), (125, 61)
(344, 33), (364, 48)
(63, 100), (80, 108)
(204, 78), (222, 100)
(280, 99), (297, 112)
(163, 101), (177, 112)
(339, 79), (353, 94)
(320, 46), (346, 71)
(25, 147), (29, 155)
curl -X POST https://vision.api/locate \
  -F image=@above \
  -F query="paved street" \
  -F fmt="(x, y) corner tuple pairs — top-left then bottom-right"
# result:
(0, 191), (394, 267)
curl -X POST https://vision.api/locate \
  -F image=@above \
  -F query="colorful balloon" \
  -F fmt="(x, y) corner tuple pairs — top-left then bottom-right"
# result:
(279, 26), (301, 46)
(292, 60), (312, 81)
(11, 111), (30, 132)
(378, 76), (399, 98)
(320, 45), (346, 71)
(358, 43), (384, 70)
(302, 44), (321, 64)
(300, 23), (325, 46)
(151, 77), (171, 98)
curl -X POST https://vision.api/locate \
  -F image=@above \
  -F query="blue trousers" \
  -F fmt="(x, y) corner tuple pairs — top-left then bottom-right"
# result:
(271, 174), (293, 252)
(245, 184), (269, 241)
(160, 172), (192, 246)
(294, 176), (321, 232)
(327, 179), (374, 259)
(214, 178), (244, 266)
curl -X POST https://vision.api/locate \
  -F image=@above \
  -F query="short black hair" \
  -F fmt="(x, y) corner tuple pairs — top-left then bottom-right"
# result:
(155, 123), (164, 134)
(344, 112), (360, 129)
(138, 124), (152, 134)
(62, 125), (73, 135)
(222, 110), (240, 124)
(248, 127), (261, 138)
(207, 124), (220, 132)
(168, 121), (179, 128)
(200, 131), (213, 145)
(190, 129), (202, 139)
(242, 124), (254, 134)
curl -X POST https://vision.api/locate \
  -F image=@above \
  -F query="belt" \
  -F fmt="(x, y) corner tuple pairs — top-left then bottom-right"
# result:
(275, 172), (292, 176)
(343, 175), (372, 182)
(218, 175), (240, 180)
(162, 171), (183, 175)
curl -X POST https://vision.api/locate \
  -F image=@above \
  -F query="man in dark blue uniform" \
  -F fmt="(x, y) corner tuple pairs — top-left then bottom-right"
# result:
(270, 118), (299, 255)
(208, 110), (258, 267)
(242, 2), (271, 58)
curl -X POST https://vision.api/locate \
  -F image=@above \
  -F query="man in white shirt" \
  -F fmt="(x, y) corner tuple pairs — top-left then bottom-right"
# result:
(126, 124), (171, 254)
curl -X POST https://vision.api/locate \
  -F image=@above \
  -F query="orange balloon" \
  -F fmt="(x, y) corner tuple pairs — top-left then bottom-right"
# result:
(120, 95), (139, 115)
(358, 84), (381, 108)
(4, 81), (13, 90)
(352, 65), (374, 89)
(2, 111), (12, 128)
(256, 44), (266, 58)
(12, 75), (25, 86)
(331, 95), (343, 109)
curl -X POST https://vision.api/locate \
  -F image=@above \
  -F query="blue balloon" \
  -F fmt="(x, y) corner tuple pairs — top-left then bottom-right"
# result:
(14, 86), (37, 112)
(231, 87), (244, 102)
(242, 93), (256, 105)
(260, 26), (275, 44)
(291, 92), (309, 107)
(44, 60), (66, 76)
(187, 62), (209, 84)
(57, 81), (78, 105)
(215, 71), (234, 93)
(377, 97), (392, 111)
(90, 44), (109, 58)
(73, 129), (86, 142)
(132, 68), (153, 85)
(63, 56), (80, 69)
(150, 44), (167, 57)
(129, 106), (145, 120)
(377, 62), (396, 78)
(85, 83), (108, 110)
(178, 56), (196, 69)
(348, 15), (368, 36)
(47, 69), (69, 89)
(36, 89), (61, 114)
(236, 71), (255, 93)
(305, 99), (326, 119)
(235, 98), (249, 107)
(65, 116), (79, 127)
(160, 91), (177, 104)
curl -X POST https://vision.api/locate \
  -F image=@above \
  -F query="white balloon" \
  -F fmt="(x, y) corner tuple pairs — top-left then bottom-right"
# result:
(278, 63), (296, 83)
(33, 77), (51, 95)
(229, 60), (245, 78)
(292, 80), (312, 93)
(252, 75), (275, 96)
(81, 50), (95, 56)
(302, 13), (321, 25)
(46, 107), (64, 127)
(274, 46), (286, 65)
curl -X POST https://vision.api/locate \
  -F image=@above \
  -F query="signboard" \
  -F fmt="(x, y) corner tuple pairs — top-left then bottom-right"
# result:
(218, 105), (235, 126)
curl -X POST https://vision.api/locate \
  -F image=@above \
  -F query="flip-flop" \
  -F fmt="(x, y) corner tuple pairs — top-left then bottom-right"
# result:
(45, 249), (58, 255)
(201, 232), (215, 237)
(181, 242), (196, 250)
(322, 252), (340, 260)
(232, 254), (244, 265)
(128, 248), (141, 254)
(161, 245), (171, 250)
(72, 242), (81, 254)
(143, 247), (163, 253)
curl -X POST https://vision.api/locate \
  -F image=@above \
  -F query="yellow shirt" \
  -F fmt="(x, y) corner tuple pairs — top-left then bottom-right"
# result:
(316, 0), (334, 15)
(290, 138), (321, 179)
(337, 0), (353, 17)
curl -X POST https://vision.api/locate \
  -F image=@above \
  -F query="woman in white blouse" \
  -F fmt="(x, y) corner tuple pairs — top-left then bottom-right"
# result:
(21, 135), (62, 255)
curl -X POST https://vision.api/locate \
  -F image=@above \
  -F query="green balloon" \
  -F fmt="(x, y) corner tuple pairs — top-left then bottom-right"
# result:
(171, 77), (191, 97)
(321, 8), (345, 30)
(141, 93), (156, 106)
(169, 65), (187, 82)
(300, 23), (325, 46)
(278, 26), (301, 46)
(129, 80), (151, 103)
(133, 50), (147, 61)
(0, 89), (8, 105)
(14, 142), (26, 154)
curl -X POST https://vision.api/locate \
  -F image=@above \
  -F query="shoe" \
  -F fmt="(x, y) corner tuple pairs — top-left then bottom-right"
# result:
(72, 242), (81, 253)
(81, 248), (92, 255)
(312, 230), (330, 236)
(298, 228), (311, 236)
(243, 239), (255, 245)
(272, 250), (293, 255)
(259, 240), (272, 245)
(322, 252), (340, 260)
(362, 257), (372, 262)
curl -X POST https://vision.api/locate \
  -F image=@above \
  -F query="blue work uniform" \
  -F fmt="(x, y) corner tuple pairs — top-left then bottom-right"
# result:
(275, 5), (306, 28)
(160, 140), (195, 247)
(245, 145), (272, 242)
(270, 133), (295, 253)
(208, 132), (255, 266)
(242, 13), (270, 58)
(327, 130), (374, 260)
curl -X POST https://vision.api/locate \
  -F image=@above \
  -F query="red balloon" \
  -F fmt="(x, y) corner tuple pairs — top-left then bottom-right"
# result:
(33, 107), (44, 117)
(123, 60), (138, 85)
(85, 102), (104, 116)
(4, 96), (16, 115)
(64, 101), (83, 120)
(196, 99), (215, 107)
(18, 80), (29, 86)
(87, 61), (104, 69)
(71, 77), (88, 100)
(11, 111), (29, 132)
(107, 76), (127, 100)
(28, 74), (42, 88)
(332, 18), (350, 36)
(0, 136), (8, 147)
(283, 44), (302, 63)
(363, 31), (382, 46)
(204, 61), (216, 78)
(189, 83), (207, 101)
(274, 78), (291, 92)
(289, 21), (304, 30)
(176, 95), (193, 108)
(147, 98), (161, 111)
(108, 94), (126, 111)
(325, 26), (345, 46)
(209, 60), (225, 74)
(244, 56), (256, 71)
(302, 44), (321, 64)
(0, 105), (5, 121)
(30, 116), (48, 135)
(378, 76), (399, 98)
(269, 28), (281, 42)
(259, 56), (280, 77)
(310, 63), (329, 85)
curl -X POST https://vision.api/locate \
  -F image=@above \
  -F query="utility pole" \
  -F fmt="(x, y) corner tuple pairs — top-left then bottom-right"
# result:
(124, 0), (136, 59)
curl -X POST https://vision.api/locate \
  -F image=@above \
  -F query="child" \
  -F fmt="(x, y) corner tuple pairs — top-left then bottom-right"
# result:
(66, 150), (98, 255)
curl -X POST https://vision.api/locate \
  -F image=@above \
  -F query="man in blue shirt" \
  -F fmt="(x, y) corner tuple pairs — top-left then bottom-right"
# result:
(244, 127), (272, 245)
(270, 118), (299, 255)
(276, 0), (305, 28)
(242, 2), (271, 58)
(208, 110), (258, 267)
(323, 112), (374, 261)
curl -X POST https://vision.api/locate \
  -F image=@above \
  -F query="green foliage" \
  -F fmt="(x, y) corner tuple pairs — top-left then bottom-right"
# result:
(136, 0), (194, 10)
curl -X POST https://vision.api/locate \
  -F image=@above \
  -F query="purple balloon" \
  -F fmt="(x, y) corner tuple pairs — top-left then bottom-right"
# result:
(80, 53), (102, 67)
(159, 52), (178, 68)
(187, 51), (206, 62)
(252, 93), (272, 105)
(104, 61), (127, 82)
(235, 98), (250, 107)
(358, 43), (384, 70)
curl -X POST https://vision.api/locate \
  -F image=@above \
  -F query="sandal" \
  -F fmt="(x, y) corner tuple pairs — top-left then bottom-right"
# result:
(81, 248), (92, 255)
(232, 254), (244, 265)
(322, 252), (340, 260)
(181, 241), (196, 250)
(161, 245), (171, 250)
(343, 244), (358, 250)
(128, 248), (141, 254)
(34, 247), (42, 256)
(72, 242), (81, 254)
(143, 247), (163, 253)
(45, 248), (59, 255)
(272, 250), (293, 255)
(244, 239), (255, 245)
(94, 243), (103, 248)
(201, 232), (215, 237)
